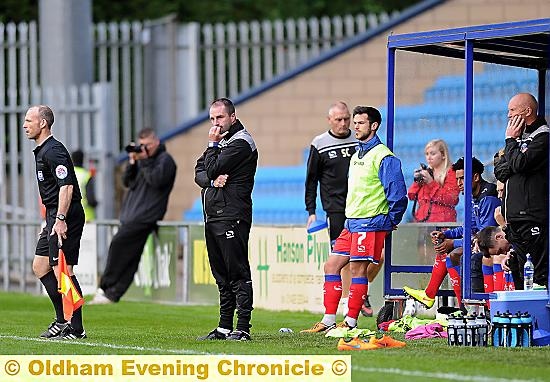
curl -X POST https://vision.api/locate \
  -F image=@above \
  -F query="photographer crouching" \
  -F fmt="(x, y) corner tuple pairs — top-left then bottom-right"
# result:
(407, 139), (460, 223)
(90, 127), (177, 304)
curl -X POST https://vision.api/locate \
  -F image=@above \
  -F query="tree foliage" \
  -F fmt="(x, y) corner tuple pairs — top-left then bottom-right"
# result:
(0, 0), (419, 23)
(0, 0), (38, 23)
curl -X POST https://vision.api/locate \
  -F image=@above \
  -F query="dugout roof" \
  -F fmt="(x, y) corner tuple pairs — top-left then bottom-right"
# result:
(388, 18), (550, 70)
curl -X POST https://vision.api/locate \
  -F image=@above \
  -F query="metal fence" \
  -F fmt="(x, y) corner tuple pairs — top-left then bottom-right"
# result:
(0, 83), (115, 224)
(0, 12), (399, 225)
(1, 11), (399, 141)
(98, 12), (399, 135)
(0, 219), (191, 304)
(198, 12), (396, 110)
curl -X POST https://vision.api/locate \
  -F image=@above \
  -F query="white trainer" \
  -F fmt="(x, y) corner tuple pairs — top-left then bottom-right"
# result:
(88, 289), (114, 305)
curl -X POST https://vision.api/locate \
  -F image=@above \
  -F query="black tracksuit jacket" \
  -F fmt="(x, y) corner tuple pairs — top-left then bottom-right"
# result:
(195, 120), (258, 224)
(494, 116), (549, 225)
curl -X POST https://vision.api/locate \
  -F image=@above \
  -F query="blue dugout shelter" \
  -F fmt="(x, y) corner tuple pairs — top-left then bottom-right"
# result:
(384, 19), (550, 308)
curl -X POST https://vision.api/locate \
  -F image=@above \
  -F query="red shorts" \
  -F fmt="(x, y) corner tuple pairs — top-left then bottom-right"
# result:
(332, 228), (388, 263)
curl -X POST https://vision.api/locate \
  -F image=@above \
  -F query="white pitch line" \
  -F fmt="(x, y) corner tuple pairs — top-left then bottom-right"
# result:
(0, 335), (211, 355)
(0, 335), (541, 382)
(353, 366), (540, 382)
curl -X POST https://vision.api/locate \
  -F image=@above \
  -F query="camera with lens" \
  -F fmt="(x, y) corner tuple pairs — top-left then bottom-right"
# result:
(125, 143), (143, 153)
(414, 163), (434, 183)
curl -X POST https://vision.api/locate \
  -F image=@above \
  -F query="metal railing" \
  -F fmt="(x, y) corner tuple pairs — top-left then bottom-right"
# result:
(0, 219), (192, 304)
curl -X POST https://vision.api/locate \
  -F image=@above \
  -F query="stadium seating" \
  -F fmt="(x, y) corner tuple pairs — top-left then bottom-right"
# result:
(183, 65), (538, 224)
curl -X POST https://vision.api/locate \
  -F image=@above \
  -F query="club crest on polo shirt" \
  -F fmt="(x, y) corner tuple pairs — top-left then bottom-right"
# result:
(520, 142), (528, 153)
(37, 171), (44, 181)
(55, 165), (68, 179)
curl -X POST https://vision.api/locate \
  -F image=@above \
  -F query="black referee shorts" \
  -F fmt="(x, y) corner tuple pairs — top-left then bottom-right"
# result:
(35, 203), (85, 266)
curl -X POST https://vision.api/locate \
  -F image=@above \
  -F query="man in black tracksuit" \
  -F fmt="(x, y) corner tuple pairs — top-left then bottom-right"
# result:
(305, 101), (377, 315)
(494, 92), (549, 288)
(305, 101), (357, 242)
(91, 127), (177, 303)
(195, 98), (258, 341)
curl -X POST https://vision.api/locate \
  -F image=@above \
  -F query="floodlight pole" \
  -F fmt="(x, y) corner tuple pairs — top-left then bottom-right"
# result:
(38, 0), (93, 88)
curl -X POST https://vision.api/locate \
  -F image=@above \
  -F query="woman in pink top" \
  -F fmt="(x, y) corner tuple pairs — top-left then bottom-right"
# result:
(408, 139), (460, 222)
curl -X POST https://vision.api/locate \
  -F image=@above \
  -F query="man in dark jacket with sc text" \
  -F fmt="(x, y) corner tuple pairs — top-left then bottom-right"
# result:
(90, 127), (177, 303)
(195, 98), (258, 341)
(494, 92), (548, 288)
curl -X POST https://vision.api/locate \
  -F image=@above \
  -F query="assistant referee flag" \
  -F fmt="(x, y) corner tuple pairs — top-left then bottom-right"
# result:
(57, 250), (84, 320)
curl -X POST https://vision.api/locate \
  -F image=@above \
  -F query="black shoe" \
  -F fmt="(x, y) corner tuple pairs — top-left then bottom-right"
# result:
(227, 330), (251, 341)
(197, 328), (229, 340)
(361, 295), (373, 317)
(52, 324), (87, 340)
(40, 321), (68, 338)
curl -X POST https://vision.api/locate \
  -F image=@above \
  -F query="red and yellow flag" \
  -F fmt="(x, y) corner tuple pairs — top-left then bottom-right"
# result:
(57, 249), (84, 321)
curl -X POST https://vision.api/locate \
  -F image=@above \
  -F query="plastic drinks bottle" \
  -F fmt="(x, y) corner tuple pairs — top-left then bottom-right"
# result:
(520, 312), (532, 347)
(501, 311), (512, 347)
(524, 254), (534, 290)
(475, 313), (488, 346)
(447, 315), (456, 346)
(457, 313), (466, 346)
(510, 313), (522, 347)
(465, 315), (477, 346)
(504, 271), (515, 291)
(492, 312), (503, 347)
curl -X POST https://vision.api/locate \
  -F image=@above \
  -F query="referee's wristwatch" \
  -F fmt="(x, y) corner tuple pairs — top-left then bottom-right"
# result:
(56, 214), (66, 221)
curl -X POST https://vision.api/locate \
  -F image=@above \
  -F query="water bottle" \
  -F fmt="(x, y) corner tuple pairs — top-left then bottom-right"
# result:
(492, 312), (503, 347)
(456, 313), (466, 346)
(524, 254), (534, 290)
(465, 315), (477, 346)
(501, 311), (512, 347)
(520, 312), (532, 347)
(510, 313), (522, 347)
(447, 315), (457, 346)
(475, 313), (488, 346)
(504, 271), (515, 291)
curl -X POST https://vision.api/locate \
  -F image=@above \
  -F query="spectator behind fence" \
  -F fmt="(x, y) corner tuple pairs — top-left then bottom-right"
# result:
(195, 98), (258, 342)
(89, 127), (177, 304)
(493, 92), (549, 288)
(24, 105), (87, 339)
(301, 106), (407, 334)
(71, 149), (98, 222)
(305, 101), (376, 317)
(408, 139), (460, 222)
(404, 157), (500, 309)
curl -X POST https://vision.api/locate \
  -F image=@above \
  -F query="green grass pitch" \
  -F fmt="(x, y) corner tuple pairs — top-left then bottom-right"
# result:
(1, 292), (549, 381)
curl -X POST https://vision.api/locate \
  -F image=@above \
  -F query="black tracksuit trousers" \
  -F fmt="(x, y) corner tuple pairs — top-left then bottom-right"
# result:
(505, 221), (548, 288)
(204, 219), (253, 333)
(100, 222), (157, 301)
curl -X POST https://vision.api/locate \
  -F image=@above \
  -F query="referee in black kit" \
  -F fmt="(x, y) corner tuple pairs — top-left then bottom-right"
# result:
(23, 105), (86, 340)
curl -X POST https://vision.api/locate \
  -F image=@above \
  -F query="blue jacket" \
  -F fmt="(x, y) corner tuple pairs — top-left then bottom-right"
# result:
(345, 135), (408, 232)
(444, 179), (500, 248)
